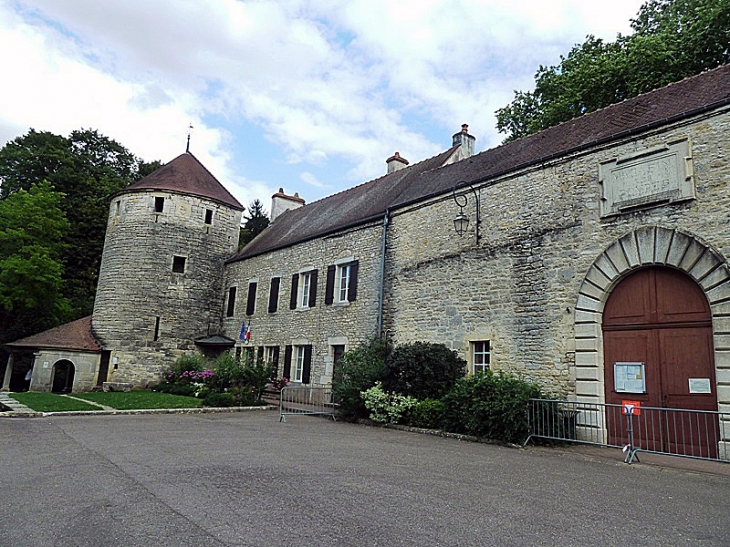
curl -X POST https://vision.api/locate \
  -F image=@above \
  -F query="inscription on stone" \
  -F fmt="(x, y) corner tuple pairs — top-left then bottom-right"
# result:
(599, 139), (693, 217)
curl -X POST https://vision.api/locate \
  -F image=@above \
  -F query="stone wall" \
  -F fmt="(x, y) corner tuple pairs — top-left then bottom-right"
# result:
(385, 106), (730, 398)
(222, 221), (384, 386)
(92, 191), (242, 387)
(28, 350), (101, 393)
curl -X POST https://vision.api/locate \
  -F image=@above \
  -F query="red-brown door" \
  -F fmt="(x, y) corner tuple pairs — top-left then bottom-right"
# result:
(603, 267), (718, 457)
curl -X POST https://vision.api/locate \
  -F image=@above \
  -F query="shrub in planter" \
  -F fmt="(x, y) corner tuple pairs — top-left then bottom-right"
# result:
(381, 342), (466, 400)
(332, 337), (388, 422)
(440, 370), (541, 444)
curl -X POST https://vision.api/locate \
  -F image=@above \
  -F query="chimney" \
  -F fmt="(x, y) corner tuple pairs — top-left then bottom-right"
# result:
(270, 188), (305, 222)
(386, 151), (409, 174)
(452, 124), (475, 159)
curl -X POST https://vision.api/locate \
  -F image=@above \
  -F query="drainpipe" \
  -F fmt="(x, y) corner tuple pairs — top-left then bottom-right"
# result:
(377, 209), (390, 339)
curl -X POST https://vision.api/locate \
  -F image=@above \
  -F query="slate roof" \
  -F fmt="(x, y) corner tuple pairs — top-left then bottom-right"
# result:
(6, 316), (101, 352)
(124, 152), (243, 211)
(232, 63), (730, 261)
(231, 147), (459, 260)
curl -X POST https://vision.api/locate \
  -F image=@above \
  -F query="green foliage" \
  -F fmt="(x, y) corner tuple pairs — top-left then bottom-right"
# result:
(0, 181), (72, 344)
(404, 398), (443, 429)
(361, 382), (417, 424)
(332, 337), (388, 422)
(381, 341), (466, 400)
(238, 199), (270, 249)
(203, 391), (236, 407)
(211, 352), (245, 390)
(496, 0), (730, 141)
(440, 371), (541, 444)
(0, 128), (162, 317)
(241, 353), (276, 401)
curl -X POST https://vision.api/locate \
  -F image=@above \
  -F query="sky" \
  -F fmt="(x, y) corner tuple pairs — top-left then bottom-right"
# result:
(0, 0), (647, 214)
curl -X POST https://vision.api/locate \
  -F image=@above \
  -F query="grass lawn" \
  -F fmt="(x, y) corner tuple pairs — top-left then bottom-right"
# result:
(9, 391), (203, 412)
(73, 391), (203, 410)
(10, 392), (100, 412)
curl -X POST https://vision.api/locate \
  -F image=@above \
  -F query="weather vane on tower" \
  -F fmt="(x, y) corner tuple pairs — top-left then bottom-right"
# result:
(186, 123), (194, 153)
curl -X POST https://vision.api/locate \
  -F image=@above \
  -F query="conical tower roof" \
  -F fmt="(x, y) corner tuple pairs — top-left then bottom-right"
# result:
(124, 152), (243, 210)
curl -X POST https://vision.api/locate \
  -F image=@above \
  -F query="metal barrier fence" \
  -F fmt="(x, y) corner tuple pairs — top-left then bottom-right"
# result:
(279, 386), (337, 422)
(525, 398), (730, 464)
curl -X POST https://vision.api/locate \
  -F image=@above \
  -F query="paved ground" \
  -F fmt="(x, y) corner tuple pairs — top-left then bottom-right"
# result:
(1, 412), (729, 547)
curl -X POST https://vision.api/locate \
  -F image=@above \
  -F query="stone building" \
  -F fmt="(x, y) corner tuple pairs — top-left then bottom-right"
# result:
(3, 62), (730, 449)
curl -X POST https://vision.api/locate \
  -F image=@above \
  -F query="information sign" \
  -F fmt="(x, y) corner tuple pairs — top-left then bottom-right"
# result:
(614, 362), (646, 394)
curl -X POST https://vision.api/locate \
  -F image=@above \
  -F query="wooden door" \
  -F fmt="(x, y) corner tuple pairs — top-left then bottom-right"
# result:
(603, 267), (717, 457)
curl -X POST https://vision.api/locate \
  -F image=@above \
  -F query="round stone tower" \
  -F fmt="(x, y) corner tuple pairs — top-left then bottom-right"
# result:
(92, 152), (243, 387)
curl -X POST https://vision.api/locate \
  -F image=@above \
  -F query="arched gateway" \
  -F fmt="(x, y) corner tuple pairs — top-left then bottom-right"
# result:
(574, 226), (730, 455)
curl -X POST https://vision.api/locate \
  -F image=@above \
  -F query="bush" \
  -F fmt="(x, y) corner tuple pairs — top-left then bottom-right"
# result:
(211, 353), (246, 391)
(162, 354), (207, 385)
(332, 337), (388, 422)
(240, 354), (276, 401)
(204, 392), (236, 407)
(361, 382), (417, 424)
(440, 370), (541, 444)
(381, 342), (466, 400)
(404, 398), (443, 429)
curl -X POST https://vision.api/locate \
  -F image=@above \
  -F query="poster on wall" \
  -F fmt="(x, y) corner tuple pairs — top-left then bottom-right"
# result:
(614, 362), (646, 394)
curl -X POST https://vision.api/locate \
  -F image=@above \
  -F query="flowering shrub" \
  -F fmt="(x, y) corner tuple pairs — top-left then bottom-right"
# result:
(270, 377), (289, 391)
(361, 382), (417, 424)
(180, 369), (215, 384)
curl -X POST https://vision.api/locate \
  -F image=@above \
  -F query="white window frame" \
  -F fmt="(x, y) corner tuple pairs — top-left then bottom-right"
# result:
(472, 340), (490, 374)
(264, 346), (277, 365)
(337, 264), (351, 303)
(293, 346), (306, 382)
(299, 272), (311, 308)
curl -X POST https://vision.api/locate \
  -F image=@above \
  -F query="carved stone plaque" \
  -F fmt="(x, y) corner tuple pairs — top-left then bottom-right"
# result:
(599, 139), (694, 217)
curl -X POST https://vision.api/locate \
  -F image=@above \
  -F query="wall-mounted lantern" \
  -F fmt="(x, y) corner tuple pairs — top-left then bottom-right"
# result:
(452, 180), (481, 244)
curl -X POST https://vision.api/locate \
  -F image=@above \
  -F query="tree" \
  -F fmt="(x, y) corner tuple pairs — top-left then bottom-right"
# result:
(0, 181), (71, 345)
(496, 0), (730, 141)
(238, 199), (270, 249)
(0, 128), (162, 316)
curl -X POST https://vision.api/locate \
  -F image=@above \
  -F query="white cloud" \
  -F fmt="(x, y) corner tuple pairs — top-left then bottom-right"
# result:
(0, 0), (646, 206)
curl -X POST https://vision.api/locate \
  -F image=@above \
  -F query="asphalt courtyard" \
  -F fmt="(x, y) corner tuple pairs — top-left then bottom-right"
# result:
(2, 410), (729, 546)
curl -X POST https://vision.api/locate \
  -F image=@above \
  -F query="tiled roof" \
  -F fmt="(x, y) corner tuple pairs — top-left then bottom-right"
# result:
(124, 152), (243, 210)
(6, 316), (101, 352)
(231, 147), (459, 260)
(232, 63), (730, 260)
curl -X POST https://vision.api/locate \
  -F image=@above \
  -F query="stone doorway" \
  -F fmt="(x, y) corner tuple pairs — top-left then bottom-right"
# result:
(51, 360), (75, 393)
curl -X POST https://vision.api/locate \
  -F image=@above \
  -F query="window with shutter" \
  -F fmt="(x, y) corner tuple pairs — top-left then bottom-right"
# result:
(268, 277), (280, 313)
(245, 282), (257, 316)
(226, 286), (237, 317)
(289, 274), (298, 309)
(283, 346), (292, 379)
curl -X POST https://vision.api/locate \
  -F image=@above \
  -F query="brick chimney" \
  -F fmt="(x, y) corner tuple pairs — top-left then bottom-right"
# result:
(452, 124), (475, 159)
(386, 151), (409, 174)
(271, 188), (305, 222)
